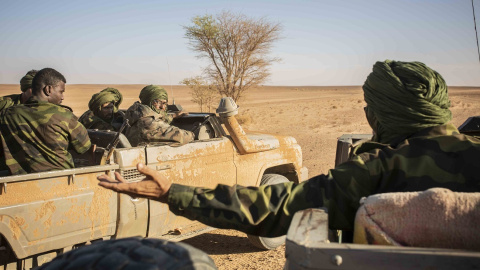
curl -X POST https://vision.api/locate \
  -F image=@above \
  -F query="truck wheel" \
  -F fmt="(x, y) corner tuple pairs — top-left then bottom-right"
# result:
(38, 237), (217, 270)
(247, 173), (289, 250)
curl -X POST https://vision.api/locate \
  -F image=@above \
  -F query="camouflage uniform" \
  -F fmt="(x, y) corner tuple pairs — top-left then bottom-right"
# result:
(124, 102), (194, 146)
(78, 110), (124, 131)
(166, 124), (480, 236)
(0, 94), (21, 111)
(0, 99), (91, 175)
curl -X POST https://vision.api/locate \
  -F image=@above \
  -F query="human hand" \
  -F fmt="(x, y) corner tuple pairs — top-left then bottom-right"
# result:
(97, 163), (172, 203)
(174, 111), (189, 118)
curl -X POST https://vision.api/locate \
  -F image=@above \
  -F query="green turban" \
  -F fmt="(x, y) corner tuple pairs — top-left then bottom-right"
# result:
(88, 87), (123, 118)
(139, 85), (168, 113)
(362, 60), (452, 144)
(20, 70), (38, 92)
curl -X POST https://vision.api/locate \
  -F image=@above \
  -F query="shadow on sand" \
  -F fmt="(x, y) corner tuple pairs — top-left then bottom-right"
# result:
(181, 232), (265, 255)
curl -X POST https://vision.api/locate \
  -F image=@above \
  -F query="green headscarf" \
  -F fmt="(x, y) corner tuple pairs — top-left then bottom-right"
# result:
(139, 85), (168, 113)
(362, 60), (452, 144)
(20, 70), (38, 92)
(88, 87), (123, 119)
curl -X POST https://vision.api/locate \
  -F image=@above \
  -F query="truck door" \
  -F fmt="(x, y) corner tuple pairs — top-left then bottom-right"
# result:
(145, 138), (236, 238)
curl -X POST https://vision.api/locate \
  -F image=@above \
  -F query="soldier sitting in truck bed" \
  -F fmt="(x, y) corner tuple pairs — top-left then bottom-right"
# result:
(79, 87), (124, 131)
(0, 69), (38, 111)
(98, 60), (480, 241)
(0, 68), (92, 175)
(124, 85), (194, 146)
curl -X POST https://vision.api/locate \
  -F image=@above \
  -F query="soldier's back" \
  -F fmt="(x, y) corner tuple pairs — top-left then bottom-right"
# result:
(0, 100), (91, 174)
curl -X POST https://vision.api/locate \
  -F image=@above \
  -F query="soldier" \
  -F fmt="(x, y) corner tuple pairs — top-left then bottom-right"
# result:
(0, 68), (91, 175)
(78, 87), (124, 131)
(98, 60), (480, 237)
(0, 69), (38, 111)
(124, 85), (194, 146)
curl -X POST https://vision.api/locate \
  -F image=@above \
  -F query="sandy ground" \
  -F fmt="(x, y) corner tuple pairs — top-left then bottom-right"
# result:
(1, 84), (479, 269)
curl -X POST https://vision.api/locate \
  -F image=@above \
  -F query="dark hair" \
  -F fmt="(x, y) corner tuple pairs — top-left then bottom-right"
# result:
(32, 68), (66, 94)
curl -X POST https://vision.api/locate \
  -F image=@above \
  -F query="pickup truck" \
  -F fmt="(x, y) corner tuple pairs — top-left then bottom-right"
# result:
(0, 97), (308, 269)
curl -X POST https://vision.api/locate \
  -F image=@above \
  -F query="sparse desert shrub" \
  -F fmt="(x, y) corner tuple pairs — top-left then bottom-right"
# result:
(184, 11), (282, 102)
(181, 76), (219, 112)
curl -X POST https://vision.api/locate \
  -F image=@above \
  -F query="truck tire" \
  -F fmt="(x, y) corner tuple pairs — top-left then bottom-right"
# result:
(38, 237), (217, 270)
(247, 173), (289, 250)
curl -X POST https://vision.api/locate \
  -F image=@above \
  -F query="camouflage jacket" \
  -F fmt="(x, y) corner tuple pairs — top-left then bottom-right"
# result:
(0, 94), (21, 111)
(167, 124), (480, 236)
(0, 99), (91, 175)
(124, 102), (194, 146)
(78, 110), (124, 131)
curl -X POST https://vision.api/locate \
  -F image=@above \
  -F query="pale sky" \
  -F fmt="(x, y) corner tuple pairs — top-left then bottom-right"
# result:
(1, 0), (479, 86)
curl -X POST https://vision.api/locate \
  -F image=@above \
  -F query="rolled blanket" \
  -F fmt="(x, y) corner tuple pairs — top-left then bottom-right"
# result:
(354, 188), (480, 251)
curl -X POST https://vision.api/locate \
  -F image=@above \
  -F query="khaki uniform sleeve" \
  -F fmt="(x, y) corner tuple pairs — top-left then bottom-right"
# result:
(141, 116), (194, 144)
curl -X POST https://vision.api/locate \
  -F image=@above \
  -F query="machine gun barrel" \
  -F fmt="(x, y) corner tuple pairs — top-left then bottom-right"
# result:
(101, 119), (129, 165)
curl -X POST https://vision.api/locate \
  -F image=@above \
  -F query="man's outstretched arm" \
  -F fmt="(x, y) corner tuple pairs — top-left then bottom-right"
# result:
(97, 163), (172, 203)
(97, 162), (369, 236)
(97, 163), (332, 237)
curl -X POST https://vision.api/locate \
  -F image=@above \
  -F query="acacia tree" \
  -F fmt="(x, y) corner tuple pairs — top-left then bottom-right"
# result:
(181, 76), (218, 112)
(184, 11), (282, 102)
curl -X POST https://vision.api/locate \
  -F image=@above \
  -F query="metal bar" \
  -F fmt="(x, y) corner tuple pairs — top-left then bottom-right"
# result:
(0, 164), (119, 184)
(472, 0), (480, 63)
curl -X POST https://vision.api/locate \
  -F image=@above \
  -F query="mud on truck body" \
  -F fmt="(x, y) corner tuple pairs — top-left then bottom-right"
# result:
(0, 98), (308, 269)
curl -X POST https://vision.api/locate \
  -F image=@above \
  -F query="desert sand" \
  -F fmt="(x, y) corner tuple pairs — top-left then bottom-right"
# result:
(1, 84), (479, 269)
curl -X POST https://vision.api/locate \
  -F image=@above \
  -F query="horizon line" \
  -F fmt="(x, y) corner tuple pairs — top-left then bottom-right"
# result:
(1, 84), (479, 88)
